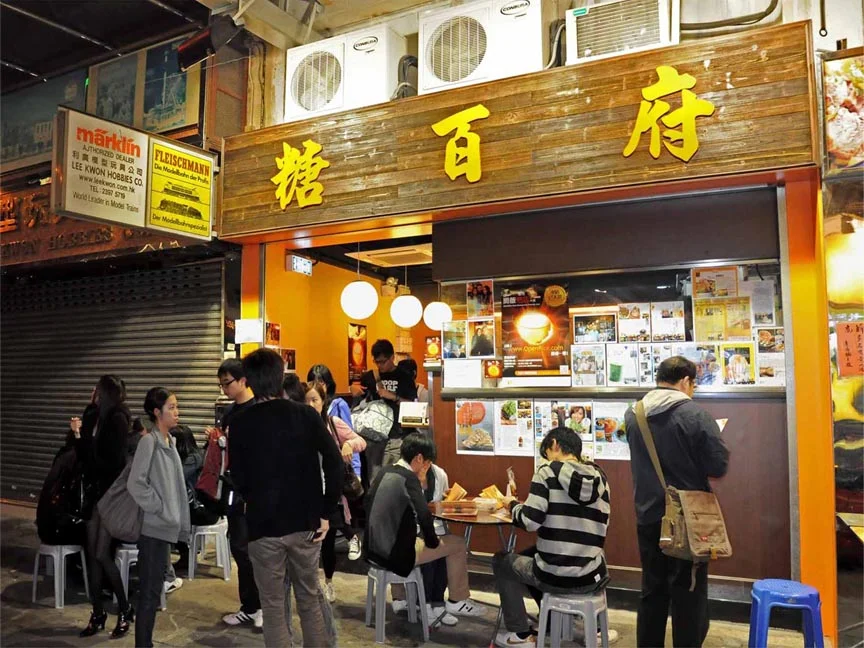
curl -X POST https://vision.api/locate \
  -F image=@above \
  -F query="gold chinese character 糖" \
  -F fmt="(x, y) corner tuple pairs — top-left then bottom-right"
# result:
(270, 139), (330, 210)
(431, 104), (491, 183)
(623, 65), (715, 162)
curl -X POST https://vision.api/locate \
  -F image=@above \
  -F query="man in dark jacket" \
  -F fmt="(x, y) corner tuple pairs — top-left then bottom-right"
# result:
(365, 434), (486, 618)
(626, 356), (730, 648)
(229, 349), (343, 648)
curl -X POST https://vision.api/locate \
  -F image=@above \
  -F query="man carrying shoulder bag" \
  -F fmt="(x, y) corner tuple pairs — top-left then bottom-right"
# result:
(625, 356), (730, 648)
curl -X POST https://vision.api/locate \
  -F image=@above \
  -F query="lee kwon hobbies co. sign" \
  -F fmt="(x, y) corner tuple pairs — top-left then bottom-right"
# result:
(51, 107), (215, 241)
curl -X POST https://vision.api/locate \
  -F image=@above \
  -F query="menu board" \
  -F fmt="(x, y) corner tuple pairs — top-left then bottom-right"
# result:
(501, 281), (571, 378)
(494, 400), (534, 456)
(593, 401), (632, 461)
(455, 400), (494, 455)
(617, 303), (651, 342)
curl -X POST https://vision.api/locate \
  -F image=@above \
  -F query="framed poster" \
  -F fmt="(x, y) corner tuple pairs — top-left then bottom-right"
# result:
(501, 281), (571, 379)
(466, 280), (494, 318)
(467, 318), (496, 358)
(92, 53), (139, 125)
(822, 49), (864, 177)
(442, 321), (467, 359)
(572, 311), (617, 343)
(348, 323), (367, 383)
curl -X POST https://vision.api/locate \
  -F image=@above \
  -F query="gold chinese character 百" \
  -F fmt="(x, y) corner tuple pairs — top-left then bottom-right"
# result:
(270, 139), (330, 209)
(623, 65), (715, 162)
(431, 104), (491, 183)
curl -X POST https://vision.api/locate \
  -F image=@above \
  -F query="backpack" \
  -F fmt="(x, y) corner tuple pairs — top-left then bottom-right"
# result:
(36, 445), (88, 546)
(634, 401), (733, 567)
(195, 430), (232, 515)
(351, 399), (393, 444)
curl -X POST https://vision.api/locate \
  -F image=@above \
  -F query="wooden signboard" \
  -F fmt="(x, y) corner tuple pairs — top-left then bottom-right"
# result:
(220, 21), (816, 239)
(0, 185), (184, 267)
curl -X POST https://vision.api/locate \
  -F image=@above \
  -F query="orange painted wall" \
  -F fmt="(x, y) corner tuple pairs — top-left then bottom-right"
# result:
(786, 176), (837, 644)
(260, 242), (403, 391)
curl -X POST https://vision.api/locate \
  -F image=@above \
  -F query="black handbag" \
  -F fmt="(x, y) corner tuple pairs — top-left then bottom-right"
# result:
(328, 417), (364, 501)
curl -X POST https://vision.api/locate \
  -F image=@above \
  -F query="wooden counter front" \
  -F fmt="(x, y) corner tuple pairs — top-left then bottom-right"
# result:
(430, 376), (790, 580)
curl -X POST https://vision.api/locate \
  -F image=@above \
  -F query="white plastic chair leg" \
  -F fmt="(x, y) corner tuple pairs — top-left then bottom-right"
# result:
(364, 573), (375, 627)
(537, 595), (550, 648)
(53, 553), (63, 609)
(375, 571), (387, 643)
(406, 582), (418, 623)
(583, 609), (599, 648)
(550, 610), (563, 648)
(188, 535), (197, 580)
(414, 576), (430, 642)
(599, 608), (610, 648)
(31, 553), (39, 603)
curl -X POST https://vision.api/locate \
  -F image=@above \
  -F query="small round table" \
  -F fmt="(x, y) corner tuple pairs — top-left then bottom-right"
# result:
(429, 502), (517, 553)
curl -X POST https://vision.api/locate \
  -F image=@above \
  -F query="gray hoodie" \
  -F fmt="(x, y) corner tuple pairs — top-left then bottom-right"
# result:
(127, 431), (191, 543)
(626, 388), (729, 525)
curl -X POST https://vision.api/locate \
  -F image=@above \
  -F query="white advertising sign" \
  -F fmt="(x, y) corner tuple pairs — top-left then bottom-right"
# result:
(53, 108), (150, 227)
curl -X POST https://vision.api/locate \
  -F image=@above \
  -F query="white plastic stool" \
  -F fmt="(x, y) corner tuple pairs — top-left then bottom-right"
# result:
(536, 590), (610, 648)
(188, 519), (230, 581)
(365, 565), (429, 644)
(32, 544), (89, 609)
(115, 544), (167, 610)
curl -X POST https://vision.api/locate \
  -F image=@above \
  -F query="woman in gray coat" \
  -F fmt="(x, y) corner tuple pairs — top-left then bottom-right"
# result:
(128, 387), (190, 648)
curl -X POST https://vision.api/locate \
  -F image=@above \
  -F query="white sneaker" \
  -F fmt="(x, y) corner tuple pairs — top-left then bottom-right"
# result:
(323, 580), (336, 603)
(222, 609), (262, 627)
(348, 536), (362, 561)
(163, 577), (183, 595)
(426, 604), (458, 626)
(604, 628), (620, 644)
(495, 631), (536, 647)
(391, 599), (408, 615)
(445, 599), (487, 616)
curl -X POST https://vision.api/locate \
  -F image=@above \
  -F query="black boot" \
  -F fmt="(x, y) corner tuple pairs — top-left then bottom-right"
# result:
(111, 604), (134, 639)
(79, 610), (108, 637)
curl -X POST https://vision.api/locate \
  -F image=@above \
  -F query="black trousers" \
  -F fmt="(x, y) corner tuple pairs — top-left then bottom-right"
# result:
(136, 534), (169, 648)
(85, 508), (127, 614)
(321, 507), (355, 580)
(637, 522), (709, 648)
(227, 512), (261, 613)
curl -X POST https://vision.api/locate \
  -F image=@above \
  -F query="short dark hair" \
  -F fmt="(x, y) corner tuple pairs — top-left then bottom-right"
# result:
(307, 364), (336, 397)
(143, 387), (173, 423)
(371, 339), (394, 359)
(539, 426), (583, 460)
(282, 373), (305, 403)
(397, 358), (418, 379)
(656, 356), (697, 385)
(171, 424), (198, 463)
(219, 358), (244, 380)
(242, 349), (284, 399)
(400, 433), (437, 463)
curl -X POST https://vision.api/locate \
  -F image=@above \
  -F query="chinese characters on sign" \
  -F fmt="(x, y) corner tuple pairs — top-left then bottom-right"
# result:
(836, 322), (864, 378)
(431, 104), (490, 183)
(271, 139), (330, 209)
(623, 65), (715, 162)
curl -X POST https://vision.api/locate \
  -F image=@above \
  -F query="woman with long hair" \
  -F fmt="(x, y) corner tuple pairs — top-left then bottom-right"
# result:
(74, 375), (134, 638)
(303, 382), (366, 602)
(127, 387), (189, 648)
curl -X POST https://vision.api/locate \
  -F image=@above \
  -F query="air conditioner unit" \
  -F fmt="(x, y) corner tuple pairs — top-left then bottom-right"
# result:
(418, 0), (547, 95)
(284, 25), (407, 123)
(566, 0), (680, 66)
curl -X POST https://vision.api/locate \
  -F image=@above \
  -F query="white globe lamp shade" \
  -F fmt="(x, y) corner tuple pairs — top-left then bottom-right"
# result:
(390, 294), (423, 328)
(423, 301), (453, 330)
(340, 280), (379, 320)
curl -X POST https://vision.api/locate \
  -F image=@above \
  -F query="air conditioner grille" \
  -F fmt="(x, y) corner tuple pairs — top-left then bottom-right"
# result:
(291, 50), (342, 112)
(576, 0), (660, 59)
(427, 16), (488, 83)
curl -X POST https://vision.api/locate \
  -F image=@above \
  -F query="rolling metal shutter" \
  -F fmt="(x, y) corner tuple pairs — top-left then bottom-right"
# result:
(0, 260), (224, 502)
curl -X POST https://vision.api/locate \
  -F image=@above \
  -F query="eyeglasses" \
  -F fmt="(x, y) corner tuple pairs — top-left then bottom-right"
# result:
(373, 356), (390, 366)
(218, 379), (236, 389)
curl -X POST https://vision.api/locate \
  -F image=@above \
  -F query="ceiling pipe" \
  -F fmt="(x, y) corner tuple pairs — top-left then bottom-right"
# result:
(145, 0), (204, 27)
(1, 59), (46, 81)
(0, 1), (119, 54)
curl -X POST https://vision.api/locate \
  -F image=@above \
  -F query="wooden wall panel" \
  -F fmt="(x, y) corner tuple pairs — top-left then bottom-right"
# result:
(431, 376), (791, 580)
(221, 22), (815, 238)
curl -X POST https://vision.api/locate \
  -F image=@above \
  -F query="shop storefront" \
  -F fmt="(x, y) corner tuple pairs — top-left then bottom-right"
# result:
(219, 21), (836, 642)
(0, 179), (232, 503)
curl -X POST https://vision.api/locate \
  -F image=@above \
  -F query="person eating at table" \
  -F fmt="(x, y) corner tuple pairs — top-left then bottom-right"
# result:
(493, 427), (612, 647)
(365, 433), (487, 620)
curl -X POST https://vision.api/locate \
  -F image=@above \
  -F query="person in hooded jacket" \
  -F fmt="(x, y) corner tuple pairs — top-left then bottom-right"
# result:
(625, 356), (729, 648)
(73, 375), (134, 639)
(493, 427), (611, 648)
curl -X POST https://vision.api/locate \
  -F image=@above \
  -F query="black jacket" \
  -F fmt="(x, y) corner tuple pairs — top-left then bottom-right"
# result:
(626, 388), (729, 526)
(229, 399), (343, 542)
(364, 464), (439, 577)
(75, 403), (131, 503)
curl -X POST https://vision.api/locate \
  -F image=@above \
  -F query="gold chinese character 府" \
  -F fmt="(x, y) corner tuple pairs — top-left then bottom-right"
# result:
(431, 104), (491, 183)
(623, 65), (715, 162)
(271, 139), (330, 210)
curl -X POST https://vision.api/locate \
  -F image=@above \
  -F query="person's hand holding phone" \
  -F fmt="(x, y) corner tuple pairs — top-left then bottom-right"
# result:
(308, 518), (330, 543)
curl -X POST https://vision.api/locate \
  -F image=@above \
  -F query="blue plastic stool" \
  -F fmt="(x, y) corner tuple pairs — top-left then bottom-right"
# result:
(749, 579), (824, 648)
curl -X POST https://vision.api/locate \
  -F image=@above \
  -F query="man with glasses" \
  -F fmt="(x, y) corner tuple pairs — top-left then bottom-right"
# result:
(625, 356), (729, 648)
(351, 339), (417, 479)
(210, 359), (263, 629)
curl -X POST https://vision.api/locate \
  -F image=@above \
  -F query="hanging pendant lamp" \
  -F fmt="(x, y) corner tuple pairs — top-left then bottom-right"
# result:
(390, 266), (423, 328)
(423, 300), (453, 330)
(340, 244), (379, 320)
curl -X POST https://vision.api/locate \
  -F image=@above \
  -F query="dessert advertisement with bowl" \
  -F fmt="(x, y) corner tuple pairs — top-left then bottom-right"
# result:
(455, 400), (495, 455)
(593, 401), (633, 461)
(501, 281), (572, 378)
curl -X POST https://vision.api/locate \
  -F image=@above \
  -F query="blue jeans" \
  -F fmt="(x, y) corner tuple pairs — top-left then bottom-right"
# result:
(136, 535), (169, 648)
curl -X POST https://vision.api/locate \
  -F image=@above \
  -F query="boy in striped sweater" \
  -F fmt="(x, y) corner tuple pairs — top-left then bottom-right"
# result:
(493, 427), (611, 647)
